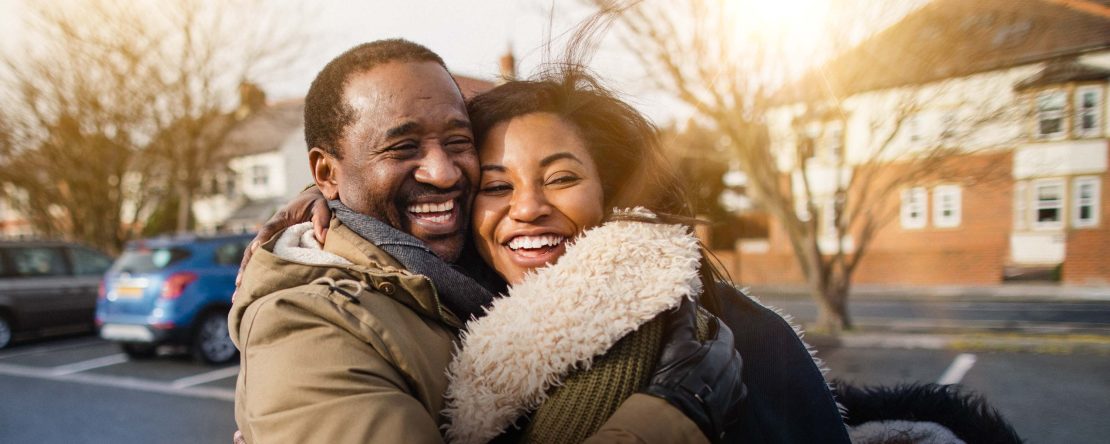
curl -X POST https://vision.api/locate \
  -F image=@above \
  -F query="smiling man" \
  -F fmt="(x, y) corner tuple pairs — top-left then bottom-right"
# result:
(229, 40), (740, 444)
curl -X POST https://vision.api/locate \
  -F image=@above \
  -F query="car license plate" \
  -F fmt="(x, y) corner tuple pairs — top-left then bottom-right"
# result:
(115, 286), (146, 299)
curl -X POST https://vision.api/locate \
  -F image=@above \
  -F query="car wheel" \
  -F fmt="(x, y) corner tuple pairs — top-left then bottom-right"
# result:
(120, 343), (156, 359)
(193, 311), (237, 365)
(0, 314), (12, 349)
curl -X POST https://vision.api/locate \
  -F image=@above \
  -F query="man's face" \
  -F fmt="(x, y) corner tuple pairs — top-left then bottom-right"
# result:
(317, 61), (478, 262)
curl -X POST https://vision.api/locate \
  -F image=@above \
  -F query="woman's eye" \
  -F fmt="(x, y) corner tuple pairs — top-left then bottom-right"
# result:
(547, 174), (580, 186)
(480, 183), (512, 195)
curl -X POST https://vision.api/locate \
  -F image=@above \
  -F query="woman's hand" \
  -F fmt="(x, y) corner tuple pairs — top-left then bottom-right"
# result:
(234, 186), (331, 292)
(643, 298), (747, 443)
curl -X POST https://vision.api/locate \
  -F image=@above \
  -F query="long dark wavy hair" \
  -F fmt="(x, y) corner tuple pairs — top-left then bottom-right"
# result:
(465, 68), (728, 315)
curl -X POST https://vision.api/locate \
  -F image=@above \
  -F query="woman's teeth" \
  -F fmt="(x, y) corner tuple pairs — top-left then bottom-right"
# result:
(507, 235), (565, 251)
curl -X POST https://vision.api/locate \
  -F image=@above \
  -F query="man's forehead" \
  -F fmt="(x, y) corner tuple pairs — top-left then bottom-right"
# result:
(343, 61), (465, 117)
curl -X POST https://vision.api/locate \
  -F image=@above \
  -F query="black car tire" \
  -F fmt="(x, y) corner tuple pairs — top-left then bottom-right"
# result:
(0, 314), (12, 349)
(120, 343), (156, 359)
(193, 311), (238, 365)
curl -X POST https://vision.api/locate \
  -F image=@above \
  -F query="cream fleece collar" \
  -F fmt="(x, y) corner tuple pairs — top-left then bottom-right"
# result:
(442, 209), (703, 444)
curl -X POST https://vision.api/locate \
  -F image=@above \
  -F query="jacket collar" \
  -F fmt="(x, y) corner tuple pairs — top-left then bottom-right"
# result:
(232, 219), (462, 333)
(322, 218), (464, 328)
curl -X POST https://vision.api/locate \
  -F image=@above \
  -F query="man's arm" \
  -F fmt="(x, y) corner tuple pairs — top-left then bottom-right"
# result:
(236, 295), (443, 444)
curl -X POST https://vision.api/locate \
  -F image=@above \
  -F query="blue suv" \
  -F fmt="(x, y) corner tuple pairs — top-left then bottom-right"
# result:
(97, 233), (253, 364)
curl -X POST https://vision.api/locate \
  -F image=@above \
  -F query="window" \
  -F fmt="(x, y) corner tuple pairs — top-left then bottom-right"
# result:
(1075, 86), (1103, 138)
(933, 185), (962, 228)
(214, 240), (250, 266)
(225, 173), (238, 198)
(251, 165), (269, 186)
(1013, 181), (1027, 230)
(901, 187), (927, 229)
(1073, 176), (1101, 228)
(69, 247), (113, 276)
(1036, 91), (1066, 139)
(8, 247), (69, 277)
(1033, 179), (1064, 229)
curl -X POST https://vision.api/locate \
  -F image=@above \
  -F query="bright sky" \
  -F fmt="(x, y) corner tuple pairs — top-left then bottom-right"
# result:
(0, 0), (926, 125)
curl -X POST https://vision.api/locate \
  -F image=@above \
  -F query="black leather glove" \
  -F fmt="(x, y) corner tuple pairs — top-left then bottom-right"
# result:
(643, 297), (746, 443)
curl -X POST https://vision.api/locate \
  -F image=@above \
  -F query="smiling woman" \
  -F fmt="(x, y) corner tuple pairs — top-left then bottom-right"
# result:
(472, 112), (605, 284)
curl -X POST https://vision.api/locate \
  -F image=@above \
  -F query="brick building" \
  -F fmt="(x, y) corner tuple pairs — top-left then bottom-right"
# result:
(734, 0), (1110, 286)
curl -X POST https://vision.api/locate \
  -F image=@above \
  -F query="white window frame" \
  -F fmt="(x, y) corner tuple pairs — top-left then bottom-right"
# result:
(1072, 176), (1101, 228)
(1032, 178), (1065, 230)
(1013, 181), (1027, 230)
(251, 164), (269, 187)
(1075, 86), (1103, 138)
(901, 187), (927, 229)
(933, 185), (962, 228)
(1036, 90), (1067, 140)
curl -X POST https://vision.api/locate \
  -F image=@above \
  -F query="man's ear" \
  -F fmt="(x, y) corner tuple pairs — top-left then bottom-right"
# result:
(309, 147), (341, 200)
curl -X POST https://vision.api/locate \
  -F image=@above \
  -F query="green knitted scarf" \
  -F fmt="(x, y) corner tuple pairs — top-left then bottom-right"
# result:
(518, 310), (711, 443)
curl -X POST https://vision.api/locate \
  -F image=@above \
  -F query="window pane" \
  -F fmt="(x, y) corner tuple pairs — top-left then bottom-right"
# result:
(109, 248), (191, 274)
(1038, 185), (1062, 201)
(214, 241), (248, 266)
(1037, 208), (1059, 222)
(71, 247), (113, 275)
(1080, 206), (1092, 220)
(1040, 117), (1061, 135)
(9, 247), (68, 277)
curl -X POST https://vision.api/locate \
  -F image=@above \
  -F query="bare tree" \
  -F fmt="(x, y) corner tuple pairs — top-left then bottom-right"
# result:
(0, 0), (311, 251)
(587, 0), (1017, 333)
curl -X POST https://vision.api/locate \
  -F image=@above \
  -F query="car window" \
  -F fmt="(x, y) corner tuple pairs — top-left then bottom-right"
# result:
(70, 246), (114, 276)
(109, 247), (191, 274)
(8, 247), (69, 277)
(0, 249), (11, 277)
(213, 240), (249, 266)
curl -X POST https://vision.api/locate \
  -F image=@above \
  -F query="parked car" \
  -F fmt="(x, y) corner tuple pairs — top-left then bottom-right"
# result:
(0, 241), (114, 349)
(97, 233), (253, 364)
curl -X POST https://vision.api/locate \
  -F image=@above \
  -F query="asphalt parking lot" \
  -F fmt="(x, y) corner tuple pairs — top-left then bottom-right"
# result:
(1, 333), (1107, 443)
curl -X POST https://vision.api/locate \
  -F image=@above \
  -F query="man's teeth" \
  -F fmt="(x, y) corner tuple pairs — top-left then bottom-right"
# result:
(507, 235), (565, 250)
(408, 200), (454, 214)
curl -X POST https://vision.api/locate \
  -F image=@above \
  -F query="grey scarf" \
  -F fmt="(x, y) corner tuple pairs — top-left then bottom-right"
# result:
(329, 200), (494, 322)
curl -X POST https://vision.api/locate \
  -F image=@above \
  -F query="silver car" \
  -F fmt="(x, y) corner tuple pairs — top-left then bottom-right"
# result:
(0, 241), (114, 348)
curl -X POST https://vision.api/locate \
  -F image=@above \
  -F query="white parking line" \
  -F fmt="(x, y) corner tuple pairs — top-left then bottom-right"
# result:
(0, 362), (234, 402)
(937, 353), (977, 385)
(0, 338), (106, 360)
(50, 353), (129, 376)
(171, 366), (240, 389)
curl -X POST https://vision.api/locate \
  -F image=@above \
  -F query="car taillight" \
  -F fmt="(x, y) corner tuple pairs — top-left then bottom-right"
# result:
(98, 280), (107, 300)
(161, 272), (198, 300)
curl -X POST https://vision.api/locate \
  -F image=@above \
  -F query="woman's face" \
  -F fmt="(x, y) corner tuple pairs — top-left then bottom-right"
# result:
(472, 112), (605, 284)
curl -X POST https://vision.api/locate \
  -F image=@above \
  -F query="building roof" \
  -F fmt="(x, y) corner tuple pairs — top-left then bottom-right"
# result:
(1013, 58), (1110, 90)
(779, 0), (1110, 102)
(218, 74), (496, 159)
(220, 99), (304, 158)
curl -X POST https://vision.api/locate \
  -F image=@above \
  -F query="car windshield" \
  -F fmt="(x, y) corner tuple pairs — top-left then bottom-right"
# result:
(109, 248), (191, 274)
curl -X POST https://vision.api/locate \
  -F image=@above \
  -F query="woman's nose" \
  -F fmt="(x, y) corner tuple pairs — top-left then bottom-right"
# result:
(414, 145), (462, 189)
(508, 186), (552, 222)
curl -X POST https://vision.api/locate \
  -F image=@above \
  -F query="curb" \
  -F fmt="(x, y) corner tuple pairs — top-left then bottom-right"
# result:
(806, 332), (1110, 355)
(748, 285), (1110, 303)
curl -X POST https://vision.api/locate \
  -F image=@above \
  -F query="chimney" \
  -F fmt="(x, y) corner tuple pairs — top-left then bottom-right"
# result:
(498, 45), (516, 83)
(236, 82), (267, 119)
